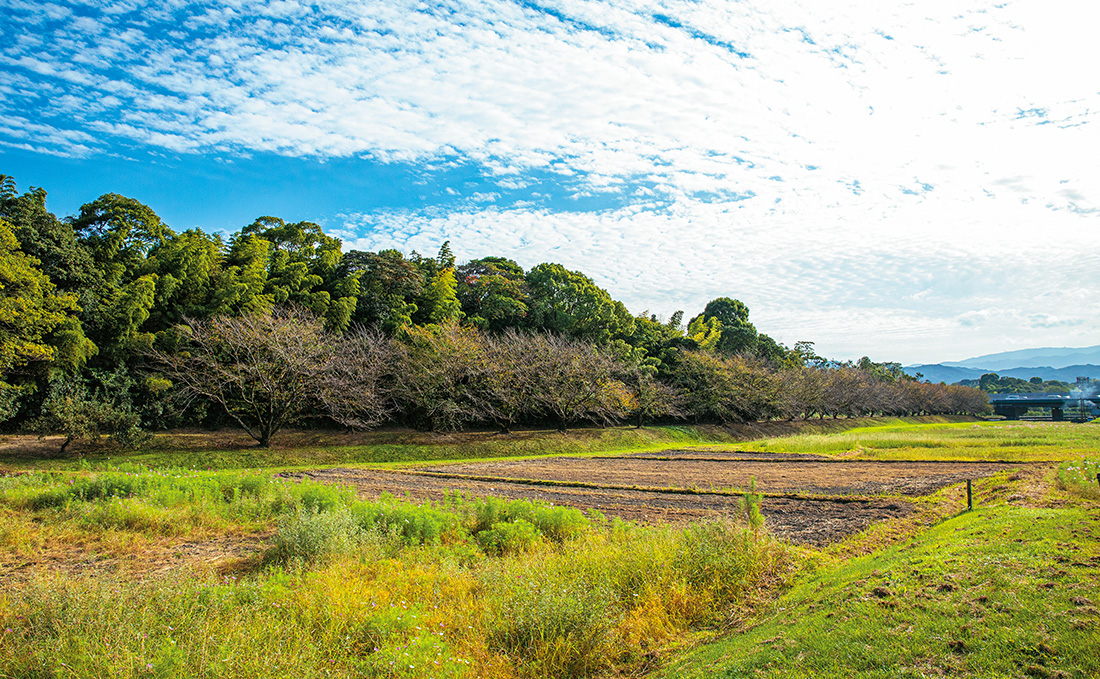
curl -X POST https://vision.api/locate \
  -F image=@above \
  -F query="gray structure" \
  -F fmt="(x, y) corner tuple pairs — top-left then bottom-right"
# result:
(989, 393), (1100, 421)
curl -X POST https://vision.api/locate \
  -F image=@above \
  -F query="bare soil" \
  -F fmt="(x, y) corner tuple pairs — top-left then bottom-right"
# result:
(294, 451), (1024, 544)
(298, 466), (913, 545)
(413, 457), (1016, 497)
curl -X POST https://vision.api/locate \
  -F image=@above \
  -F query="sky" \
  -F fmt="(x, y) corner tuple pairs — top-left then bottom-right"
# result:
(1, 0), (1098, 365)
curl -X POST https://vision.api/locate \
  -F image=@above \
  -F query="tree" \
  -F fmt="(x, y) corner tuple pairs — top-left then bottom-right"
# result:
(234, 217), (360, 331)
(410, 243), (463, 325)
(698, 297), (758, 355)
(670, 351), (779, 423)
(525, 263), (634, 343)
(456, 256), (528, 330)
(394, 321), (486, 431)
(151, 308), (389, 446)
(624, 370), (678, 427)
(33, 373), (146, 454)
(143, 228), (223, 333)
(0, 176), (101, 307)
(70, 193), (171, 288)
(480, 329), (544, 433)
(529, 334), (631, 431)
(685, 315), (722, 352)
(341, 249), (423, 331)
(0, 218), (92, 381)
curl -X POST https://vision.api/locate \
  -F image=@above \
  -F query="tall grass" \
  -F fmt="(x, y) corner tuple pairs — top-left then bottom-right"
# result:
(0, 469), (794, 679)
(1057, 458), (1100, 500)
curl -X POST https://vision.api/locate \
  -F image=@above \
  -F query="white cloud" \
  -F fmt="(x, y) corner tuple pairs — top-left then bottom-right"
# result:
(3, 0), (1099, 362)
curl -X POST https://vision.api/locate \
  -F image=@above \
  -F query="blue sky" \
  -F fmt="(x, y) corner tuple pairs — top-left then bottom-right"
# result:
(2, 0), (1098, 365)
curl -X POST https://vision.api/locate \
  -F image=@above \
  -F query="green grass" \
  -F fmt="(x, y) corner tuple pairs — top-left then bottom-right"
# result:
(2, 426), (736, 472)
(1057, 459), (1100, 501)
(725, 420), (1100, 461)
(5, 418), (1100, 678)
(4, 417), (979, 473)
(660, 500), (1100, 679)
(0, 470), (795, 679)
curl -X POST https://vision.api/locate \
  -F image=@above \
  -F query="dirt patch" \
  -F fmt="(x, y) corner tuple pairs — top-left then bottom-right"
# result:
(297, 468), (914, 545)
(623, 449), (834, 461)
(0, 531), (270, 590)
(414, 457), (1015, 497)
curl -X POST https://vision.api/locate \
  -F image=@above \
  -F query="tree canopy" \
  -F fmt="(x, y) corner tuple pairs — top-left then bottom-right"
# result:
(0, 174), (989, 446)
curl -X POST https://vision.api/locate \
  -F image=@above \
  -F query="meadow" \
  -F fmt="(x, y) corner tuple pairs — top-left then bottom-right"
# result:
(1, 417), (1098, 678)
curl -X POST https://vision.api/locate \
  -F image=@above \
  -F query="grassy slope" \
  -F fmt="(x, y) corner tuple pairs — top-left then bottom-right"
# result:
(662, 441), (1100, 678)
(0, 416), (972, 472)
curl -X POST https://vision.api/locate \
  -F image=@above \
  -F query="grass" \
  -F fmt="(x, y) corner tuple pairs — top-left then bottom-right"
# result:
(660, 501), (1100, 679)
(4, 417), (1100, 678)
(0, 417), (976, 473)
(724, 420), (1100, 462)
(1057, 459), (1100, 501)
(0, 468), (796, 679)
(1, 426), (734, 472)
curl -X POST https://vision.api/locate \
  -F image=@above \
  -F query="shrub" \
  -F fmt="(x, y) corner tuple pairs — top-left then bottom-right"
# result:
(349, 497), (459, 546)
(476, 518), (543, 555)
(265, 507), (372, 566)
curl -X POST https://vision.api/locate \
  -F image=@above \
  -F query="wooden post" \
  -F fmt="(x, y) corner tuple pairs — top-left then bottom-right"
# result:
(967, 479), (973, 511)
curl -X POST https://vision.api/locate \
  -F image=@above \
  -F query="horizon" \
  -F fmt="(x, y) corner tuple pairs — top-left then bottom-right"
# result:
(3, 0), (1097, 365)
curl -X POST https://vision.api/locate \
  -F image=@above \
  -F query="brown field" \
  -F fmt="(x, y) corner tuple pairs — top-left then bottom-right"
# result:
(416, 456), (1017, 496)
(302, 451), (1024, 544)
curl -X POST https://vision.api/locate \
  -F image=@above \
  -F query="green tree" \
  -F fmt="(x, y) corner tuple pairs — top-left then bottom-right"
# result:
(235, 217), (359, 331)
(686, 315), (722, 352)
(456, 256), (528, 330)
(0, 176), (101, 306)
(0, 218), (92, 383)
(33, 372), (147, 454)
(143, 229), (223, 333)
(524, 263), (634, 343)
(213, 233), (275, 316)
(409, 243), (463, 325)
(698, 297), (758, 355)
(626, 312), (686, 373)
(341, 249), (423, 331)
(70, 193), (171, 287)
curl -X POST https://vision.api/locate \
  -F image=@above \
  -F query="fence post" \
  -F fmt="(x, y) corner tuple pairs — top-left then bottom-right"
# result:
(967, 479), (973, 511)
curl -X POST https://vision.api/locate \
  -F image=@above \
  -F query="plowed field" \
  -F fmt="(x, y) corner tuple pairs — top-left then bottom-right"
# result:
(302, 450), (1026, 544)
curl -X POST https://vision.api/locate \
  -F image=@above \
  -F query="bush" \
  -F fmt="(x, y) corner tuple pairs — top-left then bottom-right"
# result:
(32, 374), (149, 453)
(459, 494), (593, 542)
(265, 508), (373, 566)
(349, 497), (459, 546)
(476, 518), (543, 555)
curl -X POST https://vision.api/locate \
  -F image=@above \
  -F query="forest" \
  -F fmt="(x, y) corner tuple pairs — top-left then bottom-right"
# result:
(0, 174), (989, 449)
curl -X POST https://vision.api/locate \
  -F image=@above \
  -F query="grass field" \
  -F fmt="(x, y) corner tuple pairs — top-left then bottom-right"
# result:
(0, 416), (975, 473)
(724, 420), (1100, 462)
(1, 418), (1098, 678)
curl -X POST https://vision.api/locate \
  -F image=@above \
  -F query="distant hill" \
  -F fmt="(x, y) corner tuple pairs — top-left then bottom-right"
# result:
(905, 344), (1100, 384)
(905, 363), (1100, 384)
(941, 345), (1100, 370)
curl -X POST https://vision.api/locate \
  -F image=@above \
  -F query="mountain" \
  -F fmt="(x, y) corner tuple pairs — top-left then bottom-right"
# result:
(941, 345), (1100, 370)
(905, 363), (1100, 385)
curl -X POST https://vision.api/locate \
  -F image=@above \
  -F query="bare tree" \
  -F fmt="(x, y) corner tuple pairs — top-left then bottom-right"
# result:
(150, 308), (392, 446)
(480, 329), (544, 433)
(393, 321), (488, 431)
(530, 334), (630, 432)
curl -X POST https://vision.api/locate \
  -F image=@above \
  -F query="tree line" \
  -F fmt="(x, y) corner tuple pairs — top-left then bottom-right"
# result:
(0, 175), (989, 449)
